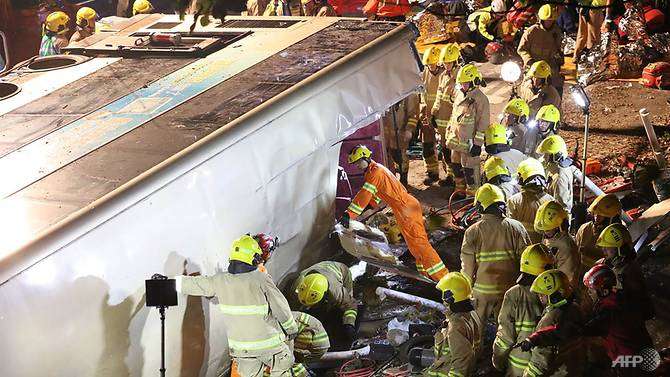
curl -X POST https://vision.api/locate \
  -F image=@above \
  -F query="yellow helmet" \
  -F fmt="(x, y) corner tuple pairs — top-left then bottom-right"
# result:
(439, 43), (461, 64)
(538, 4), (557, 21)
(485, 123), (509, 146)
(456, 64), (482, 84)
(76, 7), (96, 28)
(504, 98), (530, 118)
(436, 271), (472, 303)
(596, 223), (632, 249)
(588, 194), (622, 218)
(133, 0), (154, 15)
(517, 158), (546, 183)
(301, 0), (312, 4)
(534, 200), (568, 232)
(536, 134), (568, 157)
(520, 244), (554, 276)
(483, 157), (510, 181)
(474, 183), (505, 211)
(45, 11), (70, 34)
(528, 60), (552, 79)
(229, 235), (262, 265)
(296, 273), (329, 307)
(536, 104), (561, 124)
(422, 46), (441, 66)
(348, 144), (372, 164)
(531, 269), (571, 300)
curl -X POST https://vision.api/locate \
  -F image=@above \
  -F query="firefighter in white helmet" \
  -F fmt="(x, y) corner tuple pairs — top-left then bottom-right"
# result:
(176, 235), (298, 376)
(507, 158), (555, 243)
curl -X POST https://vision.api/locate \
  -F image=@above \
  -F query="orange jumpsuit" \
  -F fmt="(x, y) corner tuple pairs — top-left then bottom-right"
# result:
(346, 161), (448, 281)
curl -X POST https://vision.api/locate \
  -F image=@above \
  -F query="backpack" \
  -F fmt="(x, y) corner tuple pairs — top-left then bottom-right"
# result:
(640, 62), (670, 88)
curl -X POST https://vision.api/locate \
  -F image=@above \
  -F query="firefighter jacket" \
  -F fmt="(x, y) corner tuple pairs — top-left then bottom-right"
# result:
(519, 80), (561, 118)
(461, 214), (530, 298)
(517, 23), (564, 81)
(177, 269), (298, 357)
(424, 308), (482, 377)
(523, 301), (585, 377)
(289, 261), (358, 326)
(421, 68), (445, 121)
(507, 187), (554, 243)
(493, 283), (545, 376)
(446, 87), (491, 153)
(575, 221), (604, 269)
(545, 164), (579, 215)
(599, 254), (654, 321)
(383, 94), (420, 151)
(292, 311), (330, 362)
(363, 0), (411, 18)
(432, 70), (457, 129)
(467, 6), (495, 41)
(543, 232), (582, 289)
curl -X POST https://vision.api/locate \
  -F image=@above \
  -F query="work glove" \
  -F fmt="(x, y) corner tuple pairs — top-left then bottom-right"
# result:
(343, 324), (357, 340)
(469, 144), (482, 157)
(339, 212), (350, 229)
(512, 338), (534, 352)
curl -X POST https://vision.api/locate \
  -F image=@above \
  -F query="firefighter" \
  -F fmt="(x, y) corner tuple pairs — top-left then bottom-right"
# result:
(574, 0), (608, 60)
(527, 104), (560, 159)
(507, 158), (554, 243)
(176, 235), (297, 376)
(424, 272), (482, 377)
(493, 243), (554, 376)
(70, 7), (96, 44)
(534, 200), (581, 288)
(519, 61), (562, 118)
(514, 269), (586, 376)
(467, 6), (495, 45)
(382, 93), (420, 185)
(419, 46), (445, 185)
(461, 184), (530, 331)
(433, 43), (461, 187)
(483, 157), (520, 200)
(581, 264), (654, 371)
(264, 0), (292, 16)
(247, 0), (270, 16)
(484, 123), (527, 178)
(446, 64), (490, 194)
(342, 145), (448, 281)
(596, 224), (654, 320)
(517, 5), (564, 95)
(576, 194), (622, 269)
(40, 11), (70, 57)
(537, 135), (579, 215)
(133, 0), (154, 15)
(501, 98), (532, 155)
(301, 0), (337, 16)
(362, 0), (411, 22)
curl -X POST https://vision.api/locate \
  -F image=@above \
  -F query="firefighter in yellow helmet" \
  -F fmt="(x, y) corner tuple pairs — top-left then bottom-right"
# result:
(446, 64), (490, 194)
(467, 6), (495, 45)
(517, 5), (564, 95)
(432, 43), (461, 187)
(133, 0), (154, 15)
(596, 224), (654, 320)
(574, 0), (610, 60)
(526, 104), (561, 159)
(483, 157), (519, 200)
(419, 46), (447, 185)
(501, 98), (533, 155)
(507, 158), (555, 243)
(514, 269), (586, 376)
(461, 184), (530, 334)
(534, 200), (581, 288)
(176, 235), (298, 376)
(424, 272), (482, 377)
(289, 261), (359, 339)
(40, 11), (70, 57)
(519, 60), (561, 118)
(576, 194), (622, 269)
(383, 93), (421, 185)
(70, 7), (96, 44)
(537, 135), (580, 215)
(493, 244), (553, 376)
(484, 123), (527, 178)
(301, 0), (336, 16)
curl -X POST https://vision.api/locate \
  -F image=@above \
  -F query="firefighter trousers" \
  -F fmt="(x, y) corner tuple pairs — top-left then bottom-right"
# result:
(450, 150), (481, 192)
(421, 120), (439, 177)
(234, 346), (294, 377)
(474, 292), (503, 330)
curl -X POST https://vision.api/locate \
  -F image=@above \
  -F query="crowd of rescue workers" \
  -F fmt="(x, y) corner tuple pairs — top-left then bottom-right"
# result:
(36, 0), (658, 376)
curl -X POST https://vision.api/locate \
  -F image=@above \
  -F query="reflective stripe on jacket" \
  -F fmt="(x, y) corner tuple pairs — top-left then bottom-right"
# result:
(424, 311), (482, 377)
(292, 311), (330, 362)
(507, 187), (554, 243)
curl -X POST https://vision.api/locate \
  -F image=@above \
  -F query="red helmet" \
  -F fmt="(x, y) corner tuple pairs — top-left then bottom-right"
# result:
(583, 263), (617, 291)
(253, 233), (279, 262)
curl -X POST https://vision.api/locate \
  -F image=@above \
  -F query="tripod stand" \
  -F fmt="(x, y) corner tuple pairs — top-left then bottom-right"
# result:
(146, 274), (178, 377)
(159, 305), (167, 377)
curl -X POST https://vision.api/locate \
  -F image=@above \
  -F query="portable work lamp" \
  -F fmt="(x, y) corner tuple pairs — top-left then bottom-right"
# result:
(501, 61), (521, 83)
(570, 84), (590, 114)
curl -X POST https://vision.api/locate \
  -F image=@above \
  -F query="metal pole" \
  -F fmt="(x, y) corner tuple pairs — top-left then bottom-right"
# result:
(580, 113), (589, 202)
(391, 104), (403, 176)
(160, 306), (166, 377)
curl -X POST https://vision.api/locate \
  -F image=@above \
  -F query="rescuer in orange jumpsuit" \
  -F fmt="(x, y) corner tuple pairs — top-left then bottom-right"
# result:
(340, 145), (448, 281)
